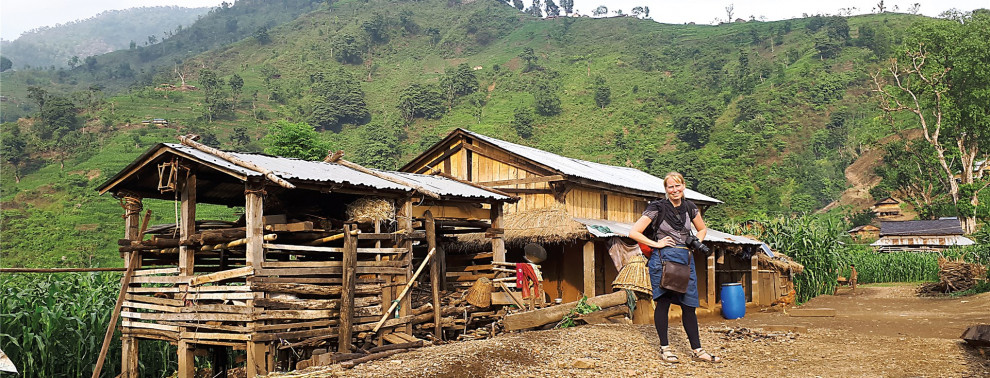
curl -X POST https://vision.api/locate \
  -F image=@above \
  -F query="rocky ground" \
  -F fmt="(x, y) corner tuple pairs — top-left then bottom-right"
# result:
(275, 284), (990, 377)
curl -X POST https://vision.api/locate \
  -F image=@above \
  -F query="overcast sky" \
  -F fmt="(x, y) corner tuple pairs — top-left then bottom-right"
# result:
(2, 0), (987, 41)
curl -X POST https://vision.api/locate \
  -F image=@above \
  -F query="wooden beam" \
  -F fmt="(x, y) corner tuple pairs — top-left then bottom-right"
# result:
(706, 255), (716, 309)
(371, 248), (437, 334)
(189, 266), (254, 287)
(324, 152), (441, 199)
(339, 223), (358, 353)
(414, 145), (462, 174)
(179, 171), (196, 278)
(429, 170), (518, 201)
(245, 181), (264, 270)
(179, 134), (295, 189)
(503, 291), (627, 331)
(751, 255), (760, 305)
(459, 142), (555, 177)
(91, 252), (140, 378)
(477, 175), (566, 187)
(583, 241), (595, 297)
(177, 340), (195, 378)
(425, 211), (443, 341)
(491, 205), (505, 262)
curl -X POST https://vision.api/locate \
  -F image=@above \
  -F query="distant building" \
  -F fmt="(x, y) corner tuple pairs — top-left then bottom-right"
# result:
(847, 224), (880, 241)
(871, 218), (974, 252)
(873, 197), (901, 218)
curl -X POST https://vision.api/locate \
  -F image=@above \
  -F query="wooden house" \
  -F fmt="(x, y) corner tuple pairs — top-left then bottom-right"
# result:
(873, 197), (901, 218)
(97, 138), (514, 377)
(872, 218), (975, 252)
(401, 128), (797, 317)
(847, 224), (880, 241)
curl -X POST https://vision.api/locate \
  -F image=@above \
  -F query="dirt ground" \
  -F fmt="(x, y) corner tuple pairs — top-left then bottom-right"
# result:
(282, 284), (990, 377)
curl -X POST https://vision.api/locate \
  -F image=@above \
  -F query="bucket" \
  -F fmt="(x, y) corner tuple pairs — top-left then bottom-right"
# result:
(720, 283), (745, 319)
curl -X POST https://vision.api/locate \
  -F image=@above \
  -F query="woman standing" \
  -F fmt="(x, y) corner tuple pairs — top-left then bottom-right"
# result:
(629, 172), (721, 363)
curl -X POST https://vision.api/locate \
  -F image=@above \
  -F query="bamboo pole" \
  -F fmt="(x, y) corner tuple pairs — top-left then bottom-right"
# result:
(324, 150), (441, 199)
(178, 135), (295, 189)
(91, 252), (141, 378)
(371, 248), (436, 333)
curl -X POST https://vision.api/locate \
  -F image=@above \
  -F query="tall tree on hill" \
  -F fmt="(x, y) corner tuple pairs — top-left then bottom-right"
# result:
(263, 120), (326, 161)
(308, 69), (370, 132)
(592, 6), (607, 17)
(440, 63), (479, 107)
(872, 10), (990, 233)
(199, 69), (231, 122)
(560, 0), (573, 15)
(519, 47), (538, 72)
(545, 0), (560, 17)
(592, 75), (610, 109)
(513, 0), (524, 11)
(1, 125), (27, 183)
(527, 0), (543, 18)
(229, 73), (244, 105)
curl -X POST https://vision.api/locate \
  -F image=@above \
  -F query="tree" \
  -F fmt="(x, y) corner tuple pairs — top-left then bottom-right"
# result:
(332, 34), (363, 64)
(526, 0), (543, 18)
(199, 69), (231, 122)
(512, 0), (524, 11)
(84, 56), (97, 71)
(592, 6), (608, 17)
(872, 11), (990, 233)
(873, 138), (948, 218)
(362, 13), (391, 44)
(0, 56), (10, 72)
(592, 75), (610, 109)
(1, 125), (27, 182)
(229, 74), (244, 104)
(354, 119), (403, 169)
(230, 127), (251, 150)
(27, 86), (48, 110)
(440, 63), (479, 106)
(674, 103), (716, 149)
(398, 84), (446, 123)
(560, 0), (573, 15)
(308, 69), (369, 131)
(263, 121), (326, 160)
(254, 26), (272, 44)
(544, 0), (560, 17)
(533, 87), (561, 116)
(519, 47), (538, 72)
(631, 6), (645, 18)
(512, 106), (535, 138)
(67, 56), (79, 69)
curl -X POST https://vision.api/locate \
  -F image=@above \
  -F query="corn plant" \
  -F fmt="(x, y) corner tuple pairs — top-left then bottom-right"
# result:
(0, 273), (175, 377)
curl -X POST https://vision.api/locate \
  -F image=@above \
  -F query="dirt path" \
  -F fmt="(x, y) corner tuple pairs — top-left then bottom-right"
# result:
(286, 284), (989, 377)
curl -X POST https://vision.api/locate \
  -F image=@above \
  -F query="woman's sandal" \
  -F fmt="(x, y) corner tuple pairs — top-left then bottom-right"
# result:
(660, 345), (679, 363)
(691, 348), (722, 363)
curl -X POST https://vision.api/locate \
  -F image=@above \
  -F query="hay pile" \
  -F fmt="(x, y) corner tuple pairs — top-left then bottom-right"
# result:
(918, 258), (988, 294)
(346, 197), (395, 223)
(757, 250), (805, 274)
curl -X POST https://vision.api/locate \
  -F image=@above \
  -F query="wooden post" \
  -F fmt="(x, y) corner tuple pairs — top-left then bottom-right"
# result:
(583, 241), (595, 297)
(120, 193), (142, 378)
(425, 211), (442, 340)
(400, 197), (414, 335)
(245, 180), (264, 269)
(179, 172), (196, 277)
(93, 253), (140, 378)
(751, 255), (760, 305)
(339, 223), (358, 353)
(177, 340), (194, 378)
(707, 255), (716, 309)
(246, 341), (267, 377)
(491, 204), (505, 263)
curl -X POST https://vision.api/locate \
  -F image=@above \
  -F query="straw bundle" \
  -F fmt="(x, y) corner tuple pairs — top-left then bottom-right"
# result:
(465, 277), (493, 308)
(612, 254), (651, 295)
(346, 197), (395, 223)
(452, 207), (589, 251)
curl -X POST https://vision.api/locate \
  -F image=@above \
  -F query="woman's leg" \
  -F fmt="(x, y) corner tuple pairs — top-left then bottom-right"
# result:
(653, 298), (672, 345)
(681, 305), (702, 350)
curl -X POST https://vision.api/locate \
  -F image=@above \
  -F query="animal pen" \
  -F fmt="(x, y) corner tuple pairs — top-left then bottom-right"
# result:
(96, 137), (519, 376)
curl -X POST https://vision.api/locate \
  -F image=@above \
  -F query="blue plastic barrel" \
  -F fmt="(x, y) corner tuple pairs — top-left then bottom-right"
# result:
(720, 283), (745, 319)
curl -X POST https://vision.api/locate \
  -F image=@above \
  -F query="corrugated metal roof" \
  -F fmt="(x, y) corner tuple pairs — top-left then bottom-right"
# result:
(163, 144), (511, 201)
(460, 129), (722, 204)
(879, 219), (964, 236)
(573, 217), (761, 246)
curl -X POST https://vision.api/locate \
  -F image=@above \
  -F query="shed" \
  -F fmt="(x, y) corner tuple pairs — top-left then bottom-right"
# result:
(873, 197), (901, 218)
(401, 129), (794, 317)
(97, 139), (514, 377)
(872, 218), (974, 252)
(847, 224), (880, 241)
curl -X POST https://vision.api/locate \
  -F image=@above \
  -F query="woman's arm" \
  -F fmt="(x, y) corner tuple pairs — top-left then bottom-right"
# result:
(628, 216), (657, 247)
(692, 212), (707, 242)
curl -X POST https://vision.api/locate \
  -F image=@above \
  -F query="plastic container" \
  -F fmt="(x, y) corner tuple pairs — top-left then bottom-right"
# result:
(720, 283), (746, 319)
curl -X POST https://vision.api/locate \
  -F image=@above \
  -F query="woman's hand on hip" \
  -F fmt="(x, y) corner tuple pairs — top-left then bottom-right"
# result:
(657, 236), (675, 248)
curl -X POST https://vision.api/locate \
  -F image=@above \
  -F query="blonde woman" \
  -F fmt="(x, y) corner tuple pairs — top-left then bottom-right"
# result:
(629, 172), (721, 364)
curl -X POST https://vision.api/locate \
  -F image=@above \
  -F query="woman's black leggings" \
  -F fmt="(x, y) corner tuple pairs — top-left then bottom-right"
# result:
(654, 295), (701, 350)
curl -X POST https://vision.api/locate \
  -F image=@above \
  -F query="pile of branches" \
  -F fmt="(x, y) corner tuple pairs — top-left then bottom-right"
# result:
(918, 258), (988, 295)
(409, 286), (506, 342)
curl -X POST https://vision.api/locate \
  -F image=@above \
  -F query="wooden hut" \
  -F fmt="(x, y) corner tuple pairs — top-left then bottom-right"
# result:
(872, 218), (975, 252)
(873, 197), (902, 218)
(847, 224), (880, 241)
(401, 129), (793, 316)
(97, 139), (513, 377)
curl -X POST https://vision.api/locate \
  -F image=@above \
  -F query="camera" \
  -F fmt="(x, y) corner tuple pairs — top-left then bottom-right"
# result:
(685, 235), (710, 255)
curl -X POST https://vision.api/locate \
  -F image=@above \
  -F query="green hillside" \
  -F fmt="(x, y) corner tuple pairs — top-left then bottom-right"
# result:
(0, 0), (978, 267)
(0, 6), (210, 70)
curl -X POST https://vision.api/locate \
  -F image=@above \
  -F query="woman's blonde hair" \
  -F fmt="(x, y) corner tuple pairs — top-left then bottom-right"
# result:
(663, 171), (685, 200)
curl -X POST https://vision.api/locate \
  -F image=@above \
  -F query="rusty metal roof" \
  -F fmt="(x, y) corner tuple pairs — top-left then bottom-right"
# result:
(459, 129), (722, 204)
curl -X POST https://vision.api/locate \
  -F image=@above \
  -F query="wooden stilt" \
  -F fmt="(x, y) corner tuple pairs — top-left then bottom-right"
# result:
(751, 255), (760, 305)
(491, 205), (505, 263)
(400, 198), (414, 335)
(707, 255), (716, 309)
(338, 223), (358, 353)
(425, 211), (442, 340)
(177, 340), (194, 378)
(583, 241), (595, 297)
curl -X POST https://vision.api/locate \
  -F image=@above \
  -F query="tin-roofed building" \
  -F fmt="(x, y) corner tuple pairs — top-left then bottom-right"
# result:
(872, 218), (974, 252)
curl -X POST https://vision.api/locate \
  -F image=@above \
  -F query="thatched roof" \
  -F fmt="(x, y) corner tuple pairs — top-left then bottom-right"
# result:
(451, 207), (590, 251)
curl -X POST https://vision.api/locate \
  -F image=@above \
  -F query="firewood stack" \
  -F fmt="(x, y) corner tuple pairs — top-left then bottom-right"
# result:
(918, 258), (988, 294)
(408, 286), (506, 342)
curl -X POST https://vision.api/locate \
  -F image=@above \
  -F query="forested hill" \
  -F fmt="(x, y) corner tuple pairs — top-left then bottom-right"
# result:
(0, 0), (968, 267)
(1, 6), (210, 70)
